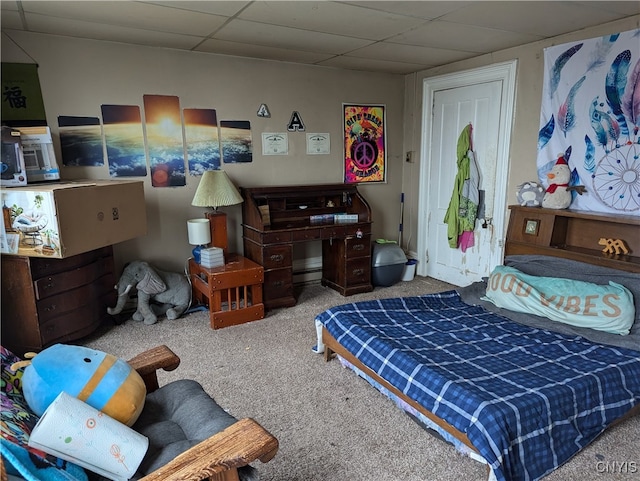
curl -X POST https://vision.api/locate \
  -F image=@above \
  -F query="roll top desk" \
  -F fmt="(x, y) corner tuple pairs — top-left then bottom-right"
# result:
(241, 184), (373, 309)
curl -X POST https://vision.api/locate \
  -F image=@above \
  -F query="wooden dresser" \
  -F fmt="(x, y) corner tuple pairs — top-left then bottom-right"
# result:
(1, 246), (117, 355)
(241, 184), (373, 309)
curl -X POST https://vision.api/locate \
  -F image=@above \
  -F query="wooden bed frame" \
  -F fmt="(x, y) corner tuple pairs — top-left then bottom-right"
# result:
(322, 205), (640, 465)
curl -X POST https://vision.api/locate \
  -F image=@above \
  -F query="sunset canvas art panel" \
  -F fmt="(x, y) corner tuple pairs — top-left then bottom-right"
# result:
(221, 120), (253, 163)
(143, 94), (186, 187)
(58, 116), (104, 167)
(101, 104), (147, 177)
(184, 108), (221, 174)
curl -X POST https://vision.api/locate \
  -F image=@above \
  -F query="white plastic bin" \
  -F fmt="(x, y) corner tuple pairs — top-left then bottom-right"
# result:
(401, 259), (417, 281)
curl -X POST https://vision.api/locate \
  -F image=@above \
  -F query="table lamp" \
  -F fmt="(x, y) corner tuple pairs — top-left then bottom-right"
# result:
(187, 218), (211, 264)
(191, 170), (243, 256)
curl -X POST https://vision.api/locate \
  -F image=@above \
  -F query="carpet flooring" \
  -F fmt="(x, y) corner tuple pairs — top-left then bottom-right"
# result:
(83, 277), (639, 481)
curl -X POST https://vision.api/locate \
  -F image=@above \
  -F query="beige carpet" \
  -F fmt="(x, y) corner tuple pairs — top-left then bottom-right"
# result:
(84, 277), (639, 481)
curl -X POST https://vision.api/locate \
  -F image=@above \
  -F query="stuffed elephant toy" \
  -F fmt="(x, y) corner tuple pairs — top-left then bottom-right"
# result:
(107, 261), (191, 325)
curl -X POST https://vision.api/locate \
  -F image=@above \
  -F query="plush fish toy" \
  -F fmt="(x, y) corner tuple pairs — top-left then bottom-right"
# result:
(13, 344), (146, 427)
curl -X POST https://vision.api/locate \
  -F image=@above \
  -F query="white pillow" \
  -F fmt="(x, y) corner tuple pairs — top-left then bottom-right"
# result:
(482, 265), (635, 335)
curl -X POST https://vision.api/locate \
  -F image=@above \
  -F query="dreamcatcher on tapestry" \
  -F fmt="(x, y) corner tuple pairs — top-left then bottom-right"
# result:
(537, 29), (640, 215)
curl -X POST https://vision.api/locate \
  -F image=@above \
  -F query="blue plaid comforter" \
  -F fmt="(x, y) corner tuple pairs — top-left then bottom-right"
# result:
(316, 291), (640, 481)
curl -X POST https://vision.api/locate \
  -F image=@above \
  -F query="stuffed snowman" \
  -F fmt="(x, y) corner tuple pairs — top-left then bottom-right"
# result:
(542, 155), (572, 209)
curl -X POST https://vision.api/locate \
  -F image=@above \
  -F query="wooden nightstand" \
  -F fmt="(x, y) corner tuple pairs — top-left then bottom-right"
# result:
(188, 254), (265, 329)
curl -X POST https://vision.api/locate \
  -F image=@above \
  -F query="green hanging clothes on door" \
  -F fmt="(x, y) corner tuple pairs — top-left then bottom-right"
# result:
(443, 124), (479, 251)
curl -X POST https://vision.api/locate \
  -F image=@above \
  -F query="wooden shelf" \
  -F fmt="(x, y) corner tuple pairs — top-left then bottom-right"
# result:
(505, 206), (640, 273)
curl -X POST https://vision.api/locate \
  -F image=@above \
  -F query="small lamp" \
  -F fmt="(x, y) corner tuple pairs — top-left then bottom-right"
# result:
(187, 218), (211, 264)
(191, 170), (243, 256)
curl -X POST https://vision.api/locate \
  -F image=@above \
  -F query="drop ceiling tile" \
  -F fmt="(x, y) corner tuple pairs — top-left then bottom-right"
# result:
(238, 1), (426, 40)
(577, 1), (640, 16)
(439, 1), (627, 37)
(2, 0), (638, 76)
(21, 1), (228, 37)
(391, 20), (542, 53)
(349, 41), (476, 66)
(196, 38), (335, 64)
(24, 13), (204, 50)
(318, 55), (427, 75)
(1, 1), (20, 12)
(342, 1), (474, 20)
(215, 19), (373, 54)
(1, 10), (23, 30)
(141, 1), (250, 17)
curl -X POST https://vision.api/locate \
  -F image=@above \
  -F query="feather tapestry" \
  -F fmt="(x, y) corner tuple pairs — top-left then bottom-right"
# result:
(537, 28), (640, 215)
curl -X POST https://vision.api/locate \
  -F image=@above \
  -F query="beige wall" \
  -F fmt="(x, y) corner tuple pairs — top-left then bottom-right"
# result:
(3, 15), (638, 273)
(1, 32), (405, 273)
(401, 15), (640, 256)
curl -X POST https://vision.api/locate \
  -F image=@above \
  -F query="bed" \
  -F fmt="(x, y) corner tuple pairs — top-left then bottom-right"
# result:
(314, 207), (640, 481)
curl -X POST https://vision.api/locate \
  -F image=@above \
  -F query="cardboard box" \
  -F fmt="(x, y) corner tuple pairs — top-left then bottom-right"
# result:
(1, 179), (146, 258)
(17, 126), (60, 182)
(1, 126), (28, 187)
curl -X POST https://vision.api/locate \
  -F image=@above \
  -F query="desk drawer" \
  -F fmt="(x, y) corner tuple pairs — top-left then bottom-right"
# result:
(345, 236), (371, 259)
(292, 228), (321, 242)
(344, 224), (371, 238)
(321, 226), (345, 239)
(263, 269), (293, 300)
(261, 231), (292, 244)
(345, 257), (371, 287)
(262, 245), (292, 269)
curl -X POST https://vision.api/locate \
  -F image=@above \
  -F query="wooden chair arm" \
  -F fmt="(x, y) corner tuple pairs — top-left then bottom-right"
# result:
(1, 456), (7, 481)
(127, 345), (181, 392)
(138, 418), (279, 481)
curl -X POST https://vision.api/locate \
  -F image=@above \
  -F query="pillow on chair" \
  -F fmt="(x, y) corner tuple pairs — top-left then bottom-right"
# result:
(131, 378), (258, 481)
(0, 346), (88, 481)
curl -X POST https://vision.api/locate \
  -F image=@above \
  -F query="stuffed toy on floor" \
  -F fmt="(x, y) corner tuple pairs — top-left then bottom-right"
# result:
(107, 261), (191, 325)
(14, 344), (146, 427)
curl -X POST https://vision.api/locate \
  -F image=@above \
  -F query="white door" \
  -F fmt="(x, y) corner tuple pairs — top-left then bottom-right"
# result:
(418, 62), (516, 286)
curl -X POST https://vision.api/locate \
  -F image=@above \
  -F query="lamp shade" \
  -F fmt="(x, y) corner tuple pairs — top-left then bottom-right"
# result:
(187, 219), (211, 246)
(192, 170), (243, 209)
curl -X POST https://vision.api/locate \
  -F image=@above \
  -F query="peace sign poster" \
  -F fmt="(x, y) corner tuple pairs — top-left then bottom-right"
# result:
(343, 104), (386, 183)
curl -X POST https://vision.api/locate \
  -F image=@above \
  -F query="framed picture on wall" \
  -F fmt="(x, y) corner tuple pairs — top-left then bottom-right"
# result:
(343, 104), (386, 184)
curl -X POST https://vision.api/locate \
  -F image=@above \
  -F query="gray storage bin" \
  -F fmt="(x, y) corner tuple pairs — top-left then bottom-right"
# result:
(372, 243), (407, 287)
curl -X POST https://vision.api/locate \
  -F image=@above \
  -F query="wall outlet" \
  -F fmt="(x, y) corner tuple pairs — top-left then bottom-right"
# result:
(405, 151), (414, 163)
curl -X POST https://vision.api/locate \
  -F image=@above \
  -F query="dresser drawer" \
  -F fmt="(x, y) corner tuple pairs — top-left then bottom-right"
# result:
(39, 301), (106, 347)
(29, 246), (113, 278)
(33, 256), (113, 300)
(262, 245), (292, 269)
(36, 274), (113, 323)
(345, 236), (371, 259)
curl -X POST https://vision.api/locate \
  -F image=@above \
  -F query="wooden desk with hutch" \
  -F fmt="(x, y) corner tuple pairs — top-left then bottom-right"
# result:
(241, 184), (373, 310)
